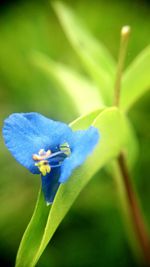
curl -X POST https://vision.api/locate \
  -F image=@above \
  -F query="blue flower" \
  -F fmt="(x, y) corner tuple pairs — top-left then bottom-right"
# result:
(2, 112), (99, 204)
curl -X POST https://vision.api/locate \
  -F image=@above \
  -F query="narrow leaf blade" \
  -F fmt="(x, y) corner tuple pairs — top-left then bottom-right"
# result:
(121, 46), (150, 111)
(53, 2), (116, 104)
(32, 52), (104, 115)
(15, 191), (50, 267)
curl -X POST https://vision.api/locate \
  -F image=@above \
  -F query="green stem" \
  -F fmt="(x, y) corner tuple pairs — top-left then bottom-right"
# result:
(114, 26), (150, 266)
(114, 26), (130, 106)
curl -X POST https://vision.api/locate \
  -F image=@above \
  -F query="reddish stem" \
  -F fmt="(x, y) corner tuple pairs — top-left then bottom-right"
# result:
(118, 153), (150, 266)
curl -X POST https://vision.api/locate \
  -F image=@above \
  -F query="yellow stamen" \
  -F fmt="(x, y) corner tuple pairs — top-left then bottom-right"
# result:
(35, 160), (51, 176)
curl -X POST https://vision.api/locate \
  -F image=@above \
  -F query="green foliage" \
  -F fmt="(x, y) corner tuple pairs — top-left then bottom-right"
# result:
(32, 52), (104, 115)
(121, 45), (150, 111)
(53, 1), (116, 105)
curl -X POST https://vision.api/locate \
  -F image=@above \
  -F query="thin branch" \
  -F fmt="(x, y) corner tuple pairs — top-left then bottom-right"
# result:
(118, 153), (150, 265)
(114, 26), (130, 106)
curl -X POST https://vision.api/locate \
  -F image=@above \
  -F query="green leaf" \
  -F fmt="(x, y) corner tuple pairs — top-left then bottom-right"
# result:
(32, 52), (104, 115)
(53, 2), (116, 105)
(121, 45), (150, 111)
(15, 107), (126, 267)
(124, 117), (139, 167)
(106, 115), (139, 178)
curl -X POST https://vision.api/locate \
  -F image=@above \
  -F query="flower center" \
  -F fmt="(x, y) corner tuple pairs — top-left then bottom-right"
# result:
(32, 143), (71, 176)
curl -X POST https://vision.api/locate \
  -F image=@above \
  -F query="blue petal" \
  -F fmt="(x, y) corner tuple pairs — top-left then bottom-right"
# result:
(2, 112), (72, 174)
(41, 168), (61, 204)
(59, 126), (100, 183)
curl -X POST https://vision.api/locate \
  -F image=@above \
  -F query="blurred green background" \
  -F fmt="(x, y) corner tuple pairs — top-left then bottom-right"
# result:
(0, 0), (150, 266)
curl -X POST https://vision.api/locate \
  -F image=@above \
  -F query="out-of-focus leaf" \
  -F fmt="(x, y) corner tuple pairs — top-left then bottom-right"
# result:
(121, 46), (150, 111)
(106, 115), (139, 177)
(32, 52), (104, 115)
(53, 2), (116, 105)
(0, 3), (77, 121)
(15, 107), (127, 267)
(124, 117), (139, 167)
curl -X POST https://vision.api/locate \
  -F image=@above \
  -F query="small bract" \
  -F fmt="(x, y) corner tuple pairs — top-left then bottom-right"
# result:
(2, 112), (99, 204)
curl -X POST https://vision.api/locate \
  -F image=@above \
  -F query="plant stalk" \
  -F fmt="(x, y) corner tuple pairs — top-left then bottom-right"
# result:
(114, 26), (150, 266)
(118, 153), (150, 265)
(114, 26), (130, 106)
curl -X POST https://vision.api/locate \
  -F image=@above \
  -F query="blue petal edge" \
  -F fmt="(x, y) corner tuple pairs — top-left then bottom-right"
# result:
(2, 112), (72, 174)
(59, 126), (100, 183)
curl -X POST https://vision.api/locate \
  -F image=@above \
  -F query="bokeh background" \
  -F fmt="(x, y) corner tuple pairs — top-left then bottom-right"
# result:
(0, 0), (150, 266)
